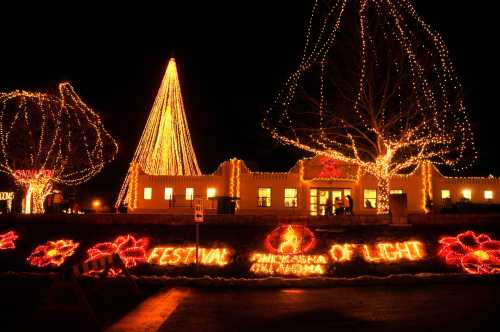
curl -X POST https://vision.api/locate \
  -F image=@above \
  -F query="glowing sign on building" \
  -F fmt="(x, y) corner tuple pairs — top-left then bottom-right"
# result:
(147, 246), (230, 267)
(251, 225), (328, 276)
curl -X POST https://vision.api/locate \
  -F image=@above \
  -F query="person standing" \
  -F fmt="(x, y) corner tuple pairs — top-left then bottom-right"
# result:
(325, 197), (333, 216)
(346, 194), (354, 215)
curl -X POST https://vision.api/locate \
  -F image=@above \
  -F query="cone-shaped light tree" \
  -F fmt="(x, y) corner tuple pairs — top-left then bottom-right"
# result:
(116, 58), (201, 208)
(0, 83), (118, 213)
(263, 0), (476, 214)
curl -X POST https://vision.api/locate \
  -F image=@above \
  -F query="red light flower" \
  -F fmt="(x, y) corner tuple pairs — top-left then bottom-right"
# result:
(85, 234), (149, 275)
(27, 239), (79, 267)
(438, 231), (500, 274)
(0, 231), (18, 250)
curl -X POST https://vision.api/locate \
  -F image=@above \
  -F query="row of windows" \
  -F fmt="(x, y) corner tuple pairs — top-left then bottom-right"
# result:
(143, 187), (217, 200)
(441, 189), (494, 200)
(143, 187), (495, 207)
(257, 188), (298, 207)
(361, 188), (496, 209)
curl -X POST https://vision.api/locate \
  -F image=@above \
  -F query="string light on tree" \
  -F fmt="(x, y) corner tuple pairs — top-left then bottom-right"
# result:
(116, 58), (201, 209)
(263, 0), (476, 214)
(0, 83), (118, 214)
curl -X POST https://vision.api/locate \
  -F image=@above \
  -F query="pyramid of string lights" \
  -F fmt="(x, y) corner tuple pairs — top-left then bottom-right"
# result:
(116, 58), (201, 208)
(262, 0), (476, 214)
(0, 83), (118, 214)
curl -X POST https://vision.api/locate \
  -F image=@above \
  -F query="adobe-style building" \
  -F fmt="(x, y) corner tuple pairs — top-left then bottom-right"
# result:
(126, 156), (500, 215)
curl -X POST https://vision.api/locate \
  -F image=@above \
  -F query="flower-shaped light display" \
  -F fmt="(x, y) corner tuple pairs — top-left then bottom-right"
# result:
(0, 231), (18, 250)
(27, 239), (79, 267)
(438, 230), (500, 274)
(85, 234), (149, 275)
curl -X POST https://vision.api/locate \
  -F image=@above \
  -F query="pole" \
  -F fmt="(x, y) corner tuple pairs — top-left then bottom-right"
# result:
(195, 222), (199, 273)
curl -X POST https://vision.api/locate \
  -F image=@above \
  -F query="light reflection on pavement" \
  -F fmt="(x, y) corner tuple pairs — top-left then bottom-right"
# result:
(155, 283), (500, 332)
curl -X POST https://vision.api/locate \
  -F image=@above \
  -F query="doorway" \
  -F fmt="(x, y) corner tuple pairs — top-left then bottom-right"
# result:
(310, 188), (351, 216)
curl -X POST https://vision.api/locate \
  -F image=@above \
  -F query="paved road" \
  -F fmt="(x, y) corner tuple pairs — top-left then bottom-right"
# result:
(157, 283), (500, 332)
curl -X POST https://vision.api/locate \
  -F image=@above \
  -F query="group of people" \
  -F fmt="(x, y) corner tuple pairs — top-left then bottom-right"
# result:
(325, 195), (353, 216)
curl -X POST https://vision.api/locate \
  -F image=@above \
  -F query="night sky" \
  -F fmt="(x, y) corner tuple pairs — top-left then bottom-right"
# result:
(0, 1), (497, 209)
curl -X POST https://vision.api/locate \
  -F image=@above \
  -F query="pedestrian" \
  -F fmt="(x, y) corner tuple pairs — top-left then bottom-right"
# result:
(346, 194), (354, 215)
(325, 197), (333, 216)
(334, 197), (343, 215)
(344, 195), (350, 215)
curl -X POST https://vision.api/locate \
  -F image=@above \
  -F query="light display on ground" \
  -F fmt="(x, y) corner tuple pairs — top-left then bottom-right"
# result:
(0, 83), (118, 214)
(438, 231), (500, 274)
(251, 225), (328, 276)
(116, 58), (201, 209)
(85, 235), (149, 276)
(148, 247), (230, 267)
(262, 0), (476, 214)
(0, 231), (18, 250)
(330, 241), (424, 263)
(27, 239), (79, 267)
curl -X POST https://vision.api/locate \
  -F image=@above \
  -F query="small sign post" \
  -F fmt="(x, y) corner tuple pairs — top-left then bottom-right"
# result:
(194, 198), (204, 272)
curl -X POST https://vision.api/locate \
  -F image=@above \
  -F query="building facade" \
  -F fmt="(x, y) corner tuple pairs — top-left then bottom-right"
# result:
(126, 156), (500, 215)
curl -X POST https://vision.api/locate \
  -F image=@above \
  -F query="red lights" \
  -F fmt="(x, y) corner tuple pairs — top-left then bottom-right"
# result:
(27, 239), (79, 267)
(264, 225), (316, 255)
(318, 157), (343, 179)
(438, 231), (500, 274)
(85, 235), (149, 275)
(0, 231), (18, 250)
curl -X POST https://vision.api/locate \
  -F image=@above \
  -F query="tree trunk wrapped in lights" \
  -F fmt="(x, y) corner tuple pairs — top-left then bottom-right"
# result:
(0, 83), (118, 214)
(116, 58), (201, 209)
(263, 0), (476, 214)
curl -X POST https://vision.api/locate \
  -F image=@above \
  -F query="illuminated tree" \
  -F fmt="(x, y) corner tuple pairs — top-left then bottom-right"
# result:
(116, 58), (201, 208)
(263, 0), (476, 213)
(0, 82), (118, 213)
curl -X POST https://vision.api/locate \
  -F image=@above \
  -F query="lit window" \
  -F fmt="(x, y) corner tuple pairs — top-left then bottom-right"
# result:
(257, 188), (271, 207)
(164, 188), (173, 200)
(207, 187), (216, 198)
(284, 188), (298, 208)
(462, 189), (472, 200)
(310, 189), (318, 216)
(364, 189), (376, 208)
(344, 189), (351, 197)
(441, 190), (450, 199)
(185, 188), (194, 200)
(144, 187), (152, 200)
(390, 189), (403, 194)
(484, 190), (493, 200)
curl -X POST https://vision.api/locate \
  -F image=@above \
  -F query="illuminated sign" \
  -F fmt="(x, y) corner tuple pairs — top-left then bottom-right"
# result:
(85, 234), (149, 276)
(250, 253), (328, 276)
(27, 239), (79, 267)
(251, 225), (328, 276)
(329, 241), (425, 263)
(438, 231), (500, 274)
(0, 231), (18, 250)
(147, 247), (230, 267)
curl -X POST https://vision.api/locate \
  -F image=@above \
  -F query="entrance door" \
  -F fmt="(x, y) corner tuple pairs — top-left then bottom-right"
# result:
(312, 188), (349, 216)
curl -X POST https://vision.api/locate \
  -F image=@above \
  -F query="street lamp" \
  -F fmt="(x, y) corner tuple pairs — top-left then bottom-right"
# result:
(92, 199), (101, 212)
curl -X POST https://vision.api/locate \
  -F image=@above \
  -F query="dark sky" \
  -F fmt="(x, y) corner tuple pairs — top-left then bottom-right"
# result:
(0, 1), (497, 209)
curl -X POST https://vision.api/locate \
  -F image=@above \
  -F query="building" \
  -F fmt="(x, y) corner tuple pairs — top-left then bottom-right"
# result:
(126, 156), (500, 215)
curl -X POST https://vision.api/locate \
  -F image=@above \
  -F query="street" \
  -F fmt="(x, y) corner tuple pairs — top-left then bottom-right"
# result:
(154, 283), (499, 332)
